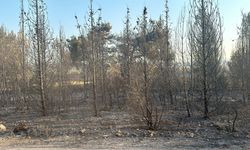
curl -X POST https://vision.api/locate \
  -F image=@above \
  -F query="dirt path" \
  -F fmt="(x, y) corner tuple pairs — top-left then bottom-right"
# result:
(1, 134), (250, 150)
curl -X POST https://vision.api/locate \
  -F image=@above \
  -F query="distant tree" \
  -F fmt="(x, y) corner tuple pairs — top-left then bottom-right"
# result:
(119, 7), (134, 106)
(94, 9), (112, 109)
(141, 7), (151, 128)
(17, 0), (30, 111)
(130, 7), (165, 130)
(175, 5), (191, 117)
(27, 0), (52, 116)
(53, 27), (72, 114)
(0, 26), (23, 108)
(67, 36), (82, 67)
(189, 0), (224, 118)
(229, 12), (250, 103)
(75, 15), (90, 100)
(164, 0), (175, 105)
(89, 0), (98, 116)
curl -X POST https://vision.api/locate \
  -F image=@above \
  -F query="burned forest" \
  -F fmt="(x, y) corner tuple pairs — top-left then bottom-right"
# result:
(0, 0), (250, 149)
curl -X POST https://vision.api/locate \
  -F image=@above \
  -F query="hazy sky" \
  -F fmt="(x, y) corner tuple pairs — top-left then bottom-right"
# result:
(0, 0), (250, 60)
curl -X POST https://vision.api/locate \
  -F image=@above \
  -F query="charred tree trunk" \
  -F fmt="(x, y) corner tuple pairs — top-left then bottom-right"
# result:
(90, 0), (98, 116)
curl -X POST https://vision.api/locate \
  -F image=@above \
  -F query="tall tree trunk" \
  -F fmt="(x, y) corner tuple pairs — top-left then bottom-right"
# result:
(201, 0), (208, 119)
(35, 0), (46, 116)
(165, 0), (173, 105)
(20, 0), (28, 110)
(241, 26), (246, 103)
(90, 0), (98, 116)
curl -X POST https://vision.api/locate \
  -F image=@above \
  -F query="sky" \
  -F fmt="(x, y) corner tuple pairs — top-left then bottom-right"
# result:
(0, 0), (250, 60)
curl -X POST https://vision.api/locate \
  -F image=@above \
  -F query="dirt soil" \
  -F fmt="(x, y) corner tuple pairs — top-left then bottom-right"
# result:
(1, 98), (250, 149)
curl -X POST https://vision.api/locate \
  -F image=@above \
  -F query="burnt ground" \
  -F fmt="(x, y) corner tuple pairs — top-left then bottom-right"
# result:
(0, 96), (250, 150)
